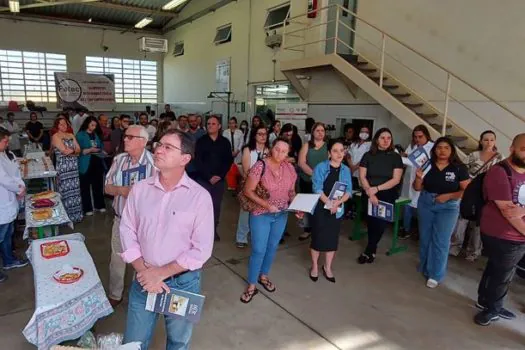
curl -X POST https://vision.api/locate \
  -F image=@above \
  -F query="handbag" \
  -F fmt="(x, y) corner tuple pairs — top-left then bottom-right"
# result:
(237, 160), (270, 212)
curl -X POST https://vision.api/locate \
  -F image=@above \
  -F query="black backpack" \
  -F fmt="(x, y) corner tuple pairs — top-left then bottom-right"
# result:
(460, 161), (511, 222)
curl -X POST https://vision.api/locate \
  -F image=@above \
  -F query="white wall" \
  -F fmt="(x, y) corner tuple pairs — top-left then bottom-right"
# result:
(354, 0), (525, 102)
(0, 18), (164, 112)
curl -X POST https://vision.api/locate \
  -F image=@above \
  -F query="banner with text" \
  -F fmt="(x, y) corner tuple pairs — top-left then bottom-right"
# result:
(276, 103), (309, 135)
(55, 72), (116, 110)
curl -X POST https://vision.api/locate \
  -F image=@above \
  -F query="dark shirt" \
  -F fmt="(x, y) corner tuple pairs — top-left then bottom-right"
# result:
(160, 111), (176, 121)
(194, 134), (233, 181)
(360, 150), (403, 187)
(25, 121), (44, 140)
(110, 128), (124, 155)
(423, 162), (469, 195)
(481, 161), (525, 242)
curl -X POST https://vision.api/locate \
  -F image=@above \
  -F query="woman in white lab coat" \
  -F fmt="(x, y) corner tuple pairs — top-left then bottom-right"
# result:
(399, 125), (434, 240)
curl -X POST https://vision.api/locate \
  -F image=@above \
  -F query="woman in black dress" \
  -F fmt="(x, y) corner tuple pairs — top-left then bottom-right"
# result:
(357, 128), (404, 264)
(309, 139), (353, 283)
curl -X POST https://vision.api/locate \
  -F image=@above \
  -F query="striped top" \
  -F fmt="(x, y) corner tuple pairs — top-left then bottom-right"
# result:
(105, 149), (156, 216)
(466, 151), (504, 178)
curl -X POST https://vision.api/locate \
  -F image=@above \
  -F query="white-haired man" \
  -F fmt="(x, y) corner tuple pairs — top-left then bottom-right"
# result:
(104, 125), (156, 307)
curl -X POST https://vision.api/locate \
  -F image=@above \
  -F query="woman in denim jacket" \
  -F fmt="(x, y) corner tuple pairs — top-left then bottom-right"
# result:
(309, 139), (353, 283)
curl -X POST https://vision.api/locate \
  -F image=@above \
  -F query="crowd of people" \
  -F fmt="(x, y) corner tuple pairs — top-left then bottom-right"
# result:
(0, 107), (524, 348)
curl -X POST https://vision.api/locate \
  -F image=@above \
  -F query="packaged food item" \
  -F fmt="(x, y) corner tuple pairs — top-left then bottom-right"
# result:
(31, 198), (55, 209)
(53, 264), (83, 284)
(41, 240), (70, 259)
(32, 208), (53, 221)
(32, 190), (56, 200)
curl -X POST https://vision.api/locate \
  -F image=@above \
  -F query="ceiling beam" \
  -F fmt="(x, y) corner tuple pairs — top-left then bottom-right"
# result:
(0, 12), (162, 34)
(163, 0), (235, 33)
(82, 2), (179, 18)
(0, 0), (102, 12)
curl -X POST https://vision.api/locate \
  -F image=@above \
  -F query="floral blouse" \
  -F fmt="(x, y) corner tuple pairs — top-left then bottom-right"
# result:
(248, 160), (297, 215)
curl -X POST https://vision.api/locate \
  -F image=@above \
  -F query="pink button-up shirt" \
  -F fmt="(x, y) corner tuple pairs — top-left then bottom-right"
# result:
(119, 172), (214, 270)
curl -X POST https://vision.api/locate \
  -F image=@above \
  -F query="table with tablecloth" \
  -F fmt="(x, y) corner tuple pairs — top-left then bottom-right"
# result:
(23, 194), (73, 240)
(23, 233), (113, 350)
(19, 156), (57, 191)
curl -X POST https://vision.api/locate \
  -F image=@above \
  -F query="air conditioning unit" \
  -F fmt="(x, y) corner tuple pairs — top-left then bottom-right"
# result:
(265, 33), (282, 49)
(139, 37), (168, 53)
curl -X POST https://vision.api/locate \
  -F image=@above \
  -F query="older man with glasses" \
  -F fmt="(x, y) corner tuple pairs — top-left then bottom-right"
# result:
(104, 125), (156, 307)
(120, 129), (214, 349)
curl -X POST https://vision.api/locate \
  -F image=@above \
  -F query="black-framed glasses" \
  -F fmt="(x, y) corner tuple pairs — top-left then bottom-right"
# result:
(153, 141), (182, 152)
(124, 134), (145, 141)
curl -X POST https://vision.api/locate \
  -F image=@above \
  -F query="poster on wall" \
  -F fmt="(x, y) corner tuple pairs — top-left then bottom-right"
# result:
(55, 72), (116, 111)
(276, 103), (309, 135)
(215, 58), (231, 92)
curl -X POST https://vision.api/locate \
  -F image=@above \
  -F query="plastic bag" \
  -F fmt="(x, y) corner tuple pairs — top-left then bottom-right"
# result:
(97, 333), (123, 349)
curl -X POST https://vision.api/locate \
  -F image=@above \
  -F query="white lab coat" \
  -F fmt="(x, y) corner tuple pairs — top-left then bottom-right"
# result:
(2, 121), (21, 151)
(0, 152), (25, 225)
(402, 141), (434, 208)
(222, 129), (244, 164)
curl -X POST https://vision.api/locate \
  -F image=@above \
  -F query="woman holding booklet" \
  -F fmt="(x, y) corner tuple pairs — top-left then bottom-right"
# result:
(309, 139), (352, 283)
(240, 137), (297, 304)
(357, 128), (404, 264)
(413, 137), (470, 288)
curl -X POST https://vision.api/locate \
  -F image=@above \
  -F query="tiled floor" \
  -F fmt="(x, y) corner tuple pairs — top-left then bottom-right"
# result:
(2, 194), (525, 349)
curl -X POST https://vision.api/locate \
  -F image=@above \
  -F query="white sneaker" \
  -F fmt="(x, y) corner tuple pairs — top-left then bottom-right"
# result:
(426, 279), (438, 288)
(97, 208), (107, 213)
(85, 211), (93, 216)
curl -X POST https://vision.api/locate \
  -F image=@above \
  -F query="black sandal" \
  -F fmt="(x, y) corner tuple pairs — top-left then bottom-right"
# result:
(240, 288), (258, 303)
(258, 277), (276, 292)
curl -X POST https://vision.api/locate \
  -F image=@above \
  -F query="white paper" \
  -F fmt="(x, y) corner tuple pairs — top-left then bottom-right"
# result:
(288, 193), (321, 214)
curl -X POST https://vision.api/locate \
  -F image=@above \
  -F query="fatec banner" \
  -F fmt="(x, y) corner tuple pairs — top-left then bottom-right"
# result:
(55, 72), (116, 110)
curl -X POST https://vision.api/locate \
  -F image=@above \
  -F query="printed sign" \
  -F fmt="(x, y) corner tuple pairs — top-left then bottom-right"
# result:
(55, 72), (116, 110)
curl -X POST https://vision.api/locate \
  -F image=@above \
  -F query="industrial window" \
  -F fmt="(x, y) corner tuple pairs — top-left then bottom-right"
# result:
(173, 41), (184, 57)
(85, 56), (157, 103)
(214, 24), (232, 45)
(264, 3), (291, 30)
(0, 50), (67, 103)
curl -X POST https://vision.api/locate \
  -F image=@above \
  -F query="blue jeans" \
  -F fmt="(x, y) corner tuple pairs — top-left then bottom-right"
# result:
(0, 222), (16, 266)
(124, 270), (201, 350)
(236, 209), (250, 244)
(417, 191), (460, 282)
(403, 205), (417, 232)
(248, 212), (288, 284)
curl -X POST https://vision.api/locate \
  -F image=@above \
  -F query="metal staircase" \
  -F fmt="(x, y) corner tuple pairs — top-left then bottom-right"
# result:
(279, 4), (525, 155)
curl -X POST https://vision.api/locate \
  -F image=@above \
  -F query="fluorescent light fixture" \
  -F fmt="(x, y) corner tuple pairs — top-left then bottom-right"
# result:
(135, 17), (153, 29)
(162, 0), (189, 11)
(9, 0), (20, 13)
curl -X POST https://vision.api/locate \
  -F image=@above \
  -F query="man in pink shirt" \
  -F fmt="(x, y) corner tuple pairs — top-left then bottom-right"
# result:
(119, 129), (214, 349)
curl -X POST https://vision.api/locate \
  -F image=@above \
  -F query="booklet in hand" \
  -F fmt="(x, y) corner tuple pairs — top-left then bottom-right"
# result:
(323, 181), (347, 213)
(288, 193), (321, 215)
(367, 199), (394, 222)
(145, 288), (205, 324)
(408, 146), (431, 176)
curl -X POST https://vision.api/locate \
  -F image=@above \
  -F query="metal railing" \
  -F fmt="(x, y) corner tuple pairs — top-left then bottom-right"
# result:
(282, 4), (525, 142)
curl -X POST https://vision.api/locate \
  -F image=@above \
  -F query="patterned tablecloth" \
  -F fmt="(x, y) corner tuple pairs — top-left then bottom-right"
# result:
(23, 194), (74, 240)
(20, 157), (57, 179)
(23, 233), (113, 350)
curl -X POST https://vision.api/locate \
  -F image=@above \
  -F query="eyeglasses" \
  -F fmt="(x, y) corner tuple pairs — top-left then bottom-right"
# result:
(124, 134), (145, 141)
(153, 141), (182, 153)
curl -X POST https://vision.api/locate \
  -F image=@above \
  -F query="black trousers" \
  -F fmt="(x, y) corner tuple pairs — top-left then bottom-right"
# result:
(80, 156), (106, 213)
(363, 189), (398, 256)
(198, 179), (225, 235)
(477, 234), (525, 312)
